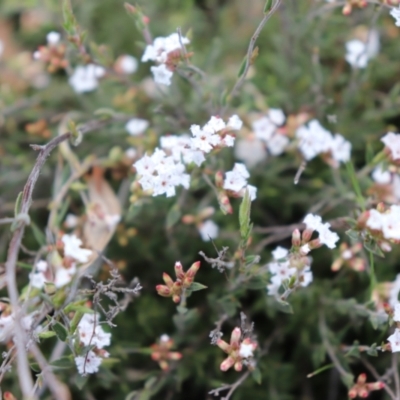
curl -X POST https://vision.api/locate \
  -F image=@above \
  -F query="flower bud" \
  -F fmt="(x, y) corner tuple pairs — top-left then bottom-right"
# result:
(216, 339), (230, 352)
(162, 273), (174, 287)
(174, 262), (185, 279)
(220, 356), (235, 371)
(230, 327), (241, 347)
(186, 261), (200, 278)
(156, 285), (171, 297)
(234, 361), (243, 371)
(215, 171), (224, 188)
(342, 3), (352, 15)
(292, 229), (301, 247)
(301, 228), (313, 243)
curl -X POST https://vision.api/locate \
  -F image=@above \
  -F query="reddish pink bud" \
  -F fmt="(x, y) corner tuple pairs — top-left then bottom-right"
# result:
(156, 285), (171, 297)
(230, 327), (241, 347)
(215, 171), (224, 188)
(186, 261), (200, 278)
(167, 351), (182, 360)
(348, 388), (357, 399)
(174, 262), (185, 279)
(292, 229), (301, 247)
(124, 2), (137, 14)
(234, 361), (243, 372)
(162, 273), (174, 287)
(220, 356), (235, 371)
(151, 351), (161, 361)
(216, 339), (230, 353)
(142, 15), (150, 24)
(342, 3), (352, 15)
(301, 228), (313, 243)
(359, 389), (368, 398)
(357, 373), (367, 384)
(172, 294), (181, 303)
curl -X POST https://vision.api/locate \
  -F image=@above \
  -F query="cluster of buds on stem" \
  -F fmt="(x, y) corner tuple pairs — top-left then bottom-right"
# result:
(342, 0), (368, 15)
(150, 334), (182, 371)
(348, 373), (385, 398)
(156, 261), (201, 303)
(215, 171), (233, 214)
(217, 327), (257, 372)
(331, 242), (365, 272)
(33, 34), (68, 73)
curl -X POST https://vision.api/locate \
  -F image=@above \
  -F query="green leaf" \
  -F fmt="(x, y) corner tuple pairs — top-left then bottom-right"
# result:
(38, 331), (57, 340)
(188, 282), (208, 292)
(251, 367), (262, 384)
(363, 239), (384, 258)
(14, 191), (23, 216)
(70, 311), (84, 334)
(345, 229), (360, 242)
(30, 363), (40, 373)
(30, 221), (46, 246)
(264, 0), (273, 12)
(275, 300), (293, 314)
(125, 391), (139, 400)
(239, 189), (252, 242)
(62, 0), (77, 35)
(367, 343), (378, 357)
(345, 161), (365, 211)
(64, 300), (91, 313)
(52, 322), (68, 342)
(237, 56), (247, 77)
(75, 374), (89, 390)
(166, 203), (181, 230)
(51, 356), (72, 368)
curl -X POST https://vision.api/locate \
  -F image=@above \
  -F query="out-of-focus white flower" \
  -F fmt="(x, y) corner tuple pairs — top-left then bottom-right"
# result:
(303, 214), (323, 231)
(29, 260), (49, 289)
(150, 64), (173, 86)
(142, 33), (189, 64)
(239, 343), (254, 358)
(252, 108), (285, 143)
(125, 118), (149, 136)
(205, 116), (226, 132)
(64, 214), (79, 229)
(55, 265), (77, 287)
(345, 31), (379, 69)
(198, 220), (219, 241)
(227, 115), (243, 130)
(267, 133), (289, 156)
(78, 314), (111, 349)
(235, 137), (267, 168)
(366, 209), (384, 230)
(223, 163), (257, 201)
(391, 7), (400, 26)
(272, 246), (288, 260)
(160, 334), (170, 342)
(118, 55), (138, 74)
(372, 164), (391, 184)
(69, 64), (105, 93)
(75, 351), (102, 375)
(390, 274), (400, 307)
(46, 31), (61, 45)
(303, 214), (339, 248)
(382, 132), (400, 160)
(299, 267), (313, 287)
(394, 303), (400, 322)
(296, 120), (332, 160)
(366, 205), (400, 240)
(330, 134), (351, 164)
(388, 328), (400, 352)
(125, 148), (137, 159)
(61, 234), (92, 263)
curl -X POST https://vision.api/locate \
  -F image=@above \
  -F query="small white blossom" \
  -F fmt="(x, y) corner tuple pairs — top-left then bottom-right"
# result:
(388, 328), (400, 352)
(190, 124), (220, 153)
(367, 209), (384, 231)
(64, 213), (79, 229)
(303, 214), (323, 231)
(125, 118), (149, 136)
(272, 246), (289, 260)
(299, 267), (313, 287)
(223, 163), (249, 192)
(61, 234), (92, 263)
(394, 303), (400, 322)
(390, 274), (400, 307)
(150, 64), (173, 86)
(46, 31), (61, 45)
(198, 220), (219, 242)
(267, 133), (289, 156)
(78, 314), (111, 349)
(160, 334), (170, 342)
(303, 214), (339, 248)
(235, 138), (267, 168)
(55, 265), (77, 287)
(69, 64), (105, 93)
(239, 343), (254, 358)
(390, 7), (400, 27)
(75, 351), (102, 375)
(119, 55), (138, 74)
(29, 260), (48, 289)
(227, 115), (243, 130)
(330, 134), (351, 164)
(381, 132), (400, 160)
(372, 164), (391, 184)
(345, 33), (379, 69)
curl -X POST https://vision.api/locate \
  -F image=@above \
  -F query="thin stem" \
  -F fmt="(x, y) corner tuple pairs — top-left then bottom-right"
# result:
(369, 251), (376, 299)
(392, 353), (400, 400)
(222, 0), (282, 115)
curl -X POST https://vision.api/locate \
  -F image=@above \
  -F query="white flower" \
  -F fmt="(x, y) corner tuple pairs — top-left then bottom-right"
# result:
(223, 164), (249, 192)
(227, 115), (243, 130)
(317, 222), (339, 249)
(245, 185), (257, 201)
(372, 164), (391, 184)
(29, 260), (48, 289)
(46, 31), (61, 45)
(390, 274), (400, 307)
(330, 134), (351, 164)
(190, 124), (220, 153)
(299, 267), (313, 287)
(390, 7), (400, 27)
(266, 275), (283, 296)
(345, 35), (379, 69)
(381, 132), (400, 160)
(300, 244), (311, 255)
(303, 214), (323, 231)
(367, 209), (384, 231)
(119, 55), (138, 74)
(125, 148), (137, 159)
(125, 118), (149, 136)
(69, 64), (105, 93)
(269, 260), (296, 281)
(382, 205), (400, 240)
(394, 303), (400, 322)
(272, 246), (288, 260)
(198, 220), (219, 241)
(142, 33), (190, 64)
(75, 351), (102, 375)
(78, 314), (111, 349)
(160, 334), (170, 342)
(267, 133), (289, 156)
(150, 64), (173, 86)
(239, 343), (254, 358)
(235, 137), (267, 168)
(61, 234), (92, 263)
(204, 116), (226, 133)
(296, 120), (333, 160)
(64, 213), (79, 229)
(55, 265), (77, 287)
(388, 328), (400, 352)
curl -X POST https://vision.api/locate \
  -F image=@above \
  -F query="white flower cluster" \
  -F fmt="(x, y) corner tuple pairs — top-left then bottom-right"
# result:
(388, 303), (400, 352)
(0, 313), (34, 343)
(296, 120), (351, 164)
(29, 234), (92, 289)
(266, 246), (313, 297)
(367, 205), (400, 240)
(381, 132), (400, 160)
(125, 118), (149, 136)
(134, 115), (242, 197)
(390, 6), (400, 27)
(252, 108), (289, 156)
(141, 32), (190, 86)
(303, 213), (340, 249)
(69, 64), (106, 93)
(75, 314), (111, 374)
(223, 163), (257, 201)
